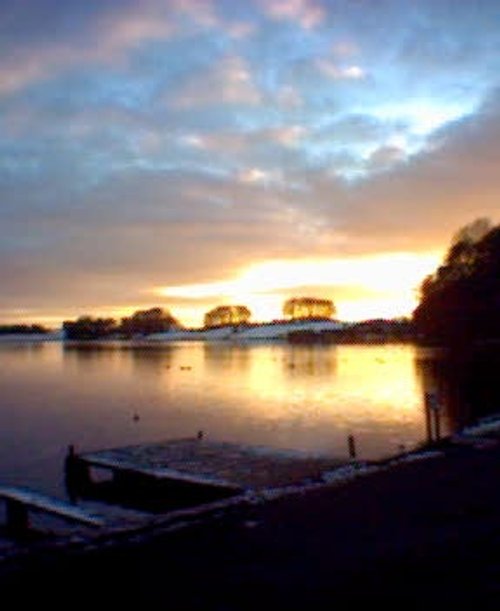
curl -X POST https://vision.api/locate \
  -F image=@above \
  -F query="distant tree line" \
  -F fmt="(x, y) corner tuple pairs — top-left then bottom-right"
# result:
(413, 218), (500, 344)
(63, 296), (340, 338)
(0, 324), (50, 335)
(63, 307), (179, 340)
(203, 297), (337, 329)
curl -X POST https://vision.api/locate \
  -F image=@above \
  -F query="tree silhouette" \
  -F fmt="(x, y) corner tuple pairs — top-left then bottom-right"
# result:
(414, 219), (500, 344)
(120, 307), (178, 336)
(63, 316), (117, 340)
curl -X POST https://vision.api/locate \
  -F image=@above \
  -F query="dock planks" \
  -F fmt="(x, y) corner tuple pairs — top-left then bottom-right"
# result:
(79, 438), (346, 491)
(0, 486), (104, 532)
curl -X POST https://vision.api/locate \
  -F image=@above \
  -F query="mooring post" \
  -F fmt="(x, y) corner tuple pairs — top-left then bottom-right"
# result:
(348, 434), (356, 459)
(65, 444), (91, 493)
(425, 391), (442, 442)
(424, 392), (433, 442)
(433, 406), (441, 441)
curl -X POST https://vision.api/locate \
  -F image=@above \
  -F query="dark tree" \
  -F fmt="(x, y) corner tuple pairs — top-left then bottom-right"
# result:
(120, 307), (178, 337)
(413, 219), (500, 344)
(0, 324), (50, 335)
(63, 316), (118, 340)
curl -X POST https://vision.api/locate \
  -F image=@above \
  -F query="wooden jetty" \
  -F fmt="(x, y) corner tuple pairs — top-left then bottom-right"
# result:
(76, 438), (345, 495)
(0, 486), (104, 535)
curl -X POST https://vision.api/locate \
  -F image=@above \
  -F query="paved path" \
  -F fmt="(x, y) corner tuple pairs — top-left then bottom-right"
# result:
(2, 440), (500, 609)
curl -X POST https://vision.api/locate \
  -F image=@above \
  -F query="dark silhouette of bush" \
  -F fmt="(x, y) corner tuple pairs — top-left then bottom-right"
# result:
(0, 324), (50, 335)
(120, 307), (179, 336)
(63, 316), (118, 340)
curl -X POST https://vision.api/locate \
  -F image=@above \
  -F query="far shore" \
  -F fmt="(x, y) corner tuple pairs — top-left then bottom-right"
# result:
(0, 318), (417, 343)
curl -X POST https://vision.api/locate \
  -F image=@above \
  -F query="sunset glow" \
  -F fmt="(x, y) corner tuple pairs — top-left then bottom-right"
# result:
(156, 252), (442, 325)
(1, 1), (499, 326)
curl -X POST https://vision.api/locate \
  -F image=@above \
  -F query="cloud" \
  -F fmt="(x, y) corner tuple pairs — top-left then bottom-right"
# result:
(1, 0), (500, 324)
(316, 60), (365, 80)
(177, 124), (307, 162)
(0, 2), (176, 95)
(307, 90), (500, 251)
(366, 145), (406, 170)
(275, 85), (303, 108)
(0, 160), (322, 321)
(3, 89), (500, 319)
(171, 55), (262, 108)
(0, 0), (258, 97)
(261, 0), (325, 29)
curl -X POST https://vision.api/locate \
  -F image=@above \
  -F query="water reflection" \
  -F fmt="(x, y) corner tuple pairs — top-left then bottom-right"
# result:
(127, 345), (174, 374)
(1, 341), (498, 497)
(415, 346), (500, 436)
(283, 345), (337, 379)
(63, 341), (176, 374)
(58, 342), (426, 459)
(63, 341), (126, 369)
(203, 343), (252, 373)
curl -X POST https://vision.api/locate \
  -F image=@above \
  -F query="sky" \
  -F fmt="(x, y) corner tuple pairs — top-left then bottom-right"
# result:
(1, 0), (500, 327)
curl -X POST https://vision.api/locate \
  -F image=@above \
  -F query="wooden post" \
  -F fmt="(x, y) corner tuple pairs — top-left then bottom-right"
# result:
(433, 407), (441, 441)
(65, 446), (92, 494)
(425, 391), (442, 442)
(348, 434), (356, 459)
(424, 392), (433, 442)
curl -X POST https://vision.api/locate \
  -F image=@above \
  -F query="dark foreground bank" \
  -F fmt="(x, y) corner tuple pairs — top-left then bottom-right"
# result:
(2, 436), (500, 610)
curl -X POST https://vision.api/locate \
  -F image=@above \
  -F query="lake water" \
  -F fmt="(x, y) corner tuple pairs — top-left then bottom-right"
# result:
(0, 340), (493, 499)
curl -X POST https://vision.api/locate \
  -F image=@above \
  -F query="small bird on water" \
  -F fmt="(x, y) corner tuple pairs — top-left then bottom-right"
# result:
(133, 413), (140, 422)
(197, 430), (204, 440)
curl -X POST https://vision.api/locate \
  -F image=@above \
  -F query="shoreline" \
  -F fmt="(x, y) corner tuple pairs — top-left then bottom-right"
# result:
(0, 415), (500, 572)
(0, 318), (415, 343)
(3, 438), (500, 608)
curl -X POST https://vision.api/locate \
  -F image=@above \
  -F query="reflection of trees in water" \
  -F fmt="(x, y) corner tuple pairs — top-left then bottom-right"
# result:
(128, 345), (175, 373)
(62, 341), (175, 373)
(63, 342), (118, 365)
(203, 343), (251, 373)
(415, 347), (500, 434)
(0, 342), (45, 356)
(283, 345), (338, 379)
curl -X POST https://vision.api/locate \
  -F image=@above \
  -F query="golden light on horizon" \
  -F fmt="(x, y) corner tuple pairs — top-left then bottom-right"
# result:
(156, 251), (443, 326)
